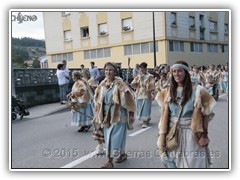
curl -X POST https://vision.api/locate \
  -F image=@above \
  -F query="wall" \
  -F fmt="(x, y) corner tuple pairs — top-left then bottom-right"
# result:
(12, 68), (150, 107)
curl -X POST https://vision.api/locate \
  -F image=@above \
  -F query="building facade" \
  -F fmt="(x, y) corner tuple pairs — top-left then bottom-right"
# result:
(43, 11), (229, 69)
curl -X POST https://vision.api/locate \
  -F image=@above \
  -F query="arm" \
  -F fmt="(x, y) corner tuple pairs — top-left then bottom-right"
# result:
(198, 115), (210, 147)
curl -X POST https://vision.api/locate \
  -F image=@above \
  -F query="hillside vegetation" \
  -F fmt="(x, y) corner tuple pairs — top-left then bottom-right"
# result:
(12, 37), (46, 68)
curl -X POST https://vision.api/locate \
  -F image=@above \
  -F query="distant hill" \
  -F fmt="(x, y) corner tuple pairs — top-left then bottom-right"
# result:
(12, 37), (46, 68)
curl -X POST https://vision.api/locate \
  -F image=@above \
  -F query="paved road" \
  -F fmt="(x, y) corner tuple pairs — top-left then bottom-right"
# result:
(11, 94), (229, 169)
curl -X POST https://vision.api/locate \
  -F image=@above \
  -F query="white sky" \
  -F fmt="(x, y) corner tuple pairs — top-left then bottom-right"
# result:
(11, 11), (45, 40)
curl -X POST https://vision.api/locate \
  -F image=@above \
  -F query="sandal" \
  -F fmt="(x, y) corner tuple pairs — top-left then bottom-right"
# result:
(115, 154), (127, 163)
(83, 125), (92, 132)
(77, 127), (85, 132)
(100, 162), (114, 168)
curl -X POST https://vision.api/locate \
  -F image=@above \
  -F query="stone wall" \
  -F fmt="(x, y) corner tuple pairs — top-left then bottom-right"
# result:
(12, 68), (144, 107)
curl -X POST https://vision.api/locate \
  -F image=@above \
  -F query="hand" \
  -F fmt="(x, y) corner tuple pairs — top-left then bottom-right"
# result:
(67, 93), (72, 99)
(198, 137), (209, 147)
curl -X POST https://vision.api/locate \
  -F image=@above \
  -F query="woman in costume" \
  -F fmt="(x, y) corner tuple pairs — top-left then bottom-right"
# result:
(82, 69), (105, 155)
(93, 62), (136, 168)
(130, 62), (155, 128)
(67, 70), (94, 132)
(190, 65), (205, 87)
(156, 60), (216, 168)
(221, 64), (229, 94)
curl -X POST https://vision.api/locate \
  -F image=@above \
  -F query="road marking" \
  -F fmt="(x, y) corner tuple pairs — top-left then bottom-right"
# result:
(61, 150), (98, 168)
(219, 94), (227, 98)
(61, 127), (152, 168)
(128, 127), (151, 137)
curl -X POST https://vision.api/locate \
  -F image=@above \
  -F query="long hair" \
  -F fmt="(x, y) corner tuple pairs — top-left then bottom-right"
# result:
(170, 60), (192, 106)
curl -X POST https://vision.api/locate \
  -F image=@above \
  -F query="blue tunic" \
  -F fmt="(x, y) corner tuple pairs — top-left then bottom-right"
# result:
(168, 87), (211, 168)
(102, 83), (128, 158)
(136, 74), (152, 122)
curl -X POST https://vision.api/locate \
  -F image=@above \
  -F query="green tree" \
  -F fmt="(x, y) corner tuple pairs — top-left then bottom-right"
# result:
(32, 59), (40, 68)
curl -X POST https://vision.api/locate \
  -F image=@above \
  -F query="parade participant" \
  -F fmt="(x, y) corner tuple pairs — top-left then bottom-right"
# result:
(82, 69), (105, 155)
(222, 64), (229, 93)
(93, 62), (136, 168)
(155, 72), (167, 91)
(156, 60), (216, 168)
(130, 62), (155, 128)
(161, 66), (171, 89)
(67, 70), (94, 132)
(190, 65), (205, 86)
(82, 69), (97, 93)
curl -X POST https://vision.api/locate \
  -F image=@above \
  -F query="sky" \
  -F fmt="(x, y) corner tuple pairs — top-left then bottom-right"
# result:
(11, 11), (45, 40)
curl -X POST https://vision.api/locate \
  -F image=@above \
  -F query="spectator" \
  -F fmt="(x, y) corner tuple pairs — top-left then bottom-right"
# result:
(56, 63), (69, 104)
(89, 61), (101, 85)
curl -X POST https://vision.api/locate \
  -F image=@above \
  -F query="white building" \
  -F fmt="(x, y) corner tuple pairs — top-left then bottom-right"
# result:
(43, 10), (229, 69)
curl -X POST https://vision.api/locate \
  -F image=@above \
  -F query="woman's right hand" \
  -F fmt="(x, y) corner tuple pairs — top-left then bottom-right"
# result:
(198, 137), (209, 147)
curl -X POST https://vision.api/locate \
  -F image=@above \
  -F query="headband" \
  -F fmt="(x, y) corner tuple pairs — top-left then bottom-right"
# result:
(172, 64), (189, 71)
(106, 63), (118, 75)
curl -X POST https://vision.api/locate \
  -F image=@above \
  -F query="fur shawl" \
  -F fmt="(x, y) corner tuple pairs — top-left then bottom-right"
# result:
(131, 73), (155, 100)
(71, 80), (91, 103)
(93, 77), (136, 125)
(156, 85), (216, 151)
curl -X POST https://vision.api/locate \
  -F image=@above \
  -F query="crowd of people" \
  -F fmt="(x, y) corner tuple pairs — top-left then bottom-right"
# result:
(55, 59), (228, 169)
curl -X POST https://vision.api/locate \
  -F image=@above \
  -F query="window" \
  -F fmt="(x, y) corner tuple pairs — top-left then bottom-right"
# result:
(209, 21), (217, 32)
(52, 53), (73, 63)
(124, 45), (132, 55)
(190, 43), (203, 52)
(122, 18), (133, 31)
(169, 41), (184, 52)
(189, 16), (195, 28)
(171, 12), (177, 25)
(64, 30), (71, 41)
(208, 44), (218, 53)
(133, 44), (140, 55)
(91, 50), (97, 59)
(98, 23), (108, 35)
(124, 42), (158, 56)
(97, 49), (104, 58)
(224, 24), (229, 34)
(80, 27), (89, 38)
(141, 43), (149, 54)
(150, 42), (158, 53)
(104, 48), (111, 57)
(199, 14), (204, 28)
(221, 45), (229, 53)
(83, 48), (111, 60)
(84, 50), (90, 59)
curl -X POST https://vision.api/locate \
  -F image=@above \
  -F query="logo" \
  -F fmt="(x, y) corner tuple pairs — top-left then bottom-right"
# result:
(12, 12), (37, 24)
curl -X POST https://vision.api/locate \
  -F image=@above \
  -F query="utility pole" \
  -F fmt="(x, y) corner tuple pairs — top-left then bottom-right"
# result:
(152, 12), (157, 67)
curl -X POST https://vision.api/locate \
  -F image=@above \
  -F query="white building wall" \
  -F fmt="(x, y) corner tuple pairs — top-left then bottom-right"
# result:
(88, 12), (98, 47)
(43, 12), (64, 52)
(108, 12), (122, 45)
(154, 12), (164, 38)
(70, 12), (81, 49)
(177, 12), (189, 39)
(133, 12), (153, 40)
(218, 12), (225, 42)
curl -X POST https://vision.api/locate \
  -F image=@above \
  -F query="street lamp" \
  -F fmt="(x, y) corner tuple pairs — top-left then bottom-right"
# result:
(152, 12), (157, 67)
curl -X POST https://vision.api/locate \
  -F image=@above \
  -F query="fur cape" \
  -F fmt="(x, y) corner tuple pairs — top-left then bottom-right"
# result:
(71, 80), (91, 103)
(93, 77), (136, 125)
(131, 73), (155, 100)
(155, 85), (216, 152)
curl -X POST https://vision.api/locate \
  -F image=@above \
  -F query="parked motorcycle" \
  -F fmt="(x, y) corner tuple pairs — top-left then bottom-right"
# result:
(12, 96), (30, 121)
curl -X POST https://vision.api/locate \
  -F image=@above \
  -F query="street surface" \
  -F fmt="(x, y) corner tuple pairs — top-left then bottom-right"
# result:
(11, 94), (229, 169)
